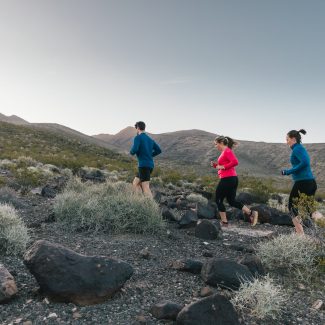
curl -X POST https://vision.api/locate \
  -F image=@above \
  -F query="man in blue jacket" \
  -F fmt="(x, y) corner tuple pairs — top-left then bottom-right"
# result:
(130, 121), (162, 197)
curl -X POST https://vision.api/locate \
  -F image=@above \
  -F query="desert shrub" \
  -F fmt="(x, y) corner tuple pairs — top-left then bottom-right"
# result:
(199, 175), (217, 193)
(0, 203), (29, 256)
(0, 187), (25, 209)
(161, 170), (183, 184)
(256, 234), (321, 282)
(292, 192), (319, 221)
(268, 194), (289, 212)
(15, 156), (39, 168)
(0, 159), (15, 169)
(0, 175), (7, 187)
(187, 193), (208, 206)
(231, 275), (287, 320)
(53, 178), (165, 234)
(315, 218), (325, 228)
(12, 167), (50, 190)
(239, 176), (275, 203)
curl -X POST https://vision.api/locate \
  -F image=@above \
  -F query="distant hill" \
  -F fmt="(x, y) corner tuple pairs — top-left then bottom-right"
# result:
(94, 127), (325, 191)
(0, 121), (131, 171)
(30, 123), (118, 151)
(0, 113), (30, 125)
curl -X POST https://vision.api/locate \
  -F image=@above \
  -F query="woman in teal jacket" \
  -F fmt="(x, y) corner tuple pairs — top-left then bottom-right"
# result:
(281, 129), (317, 235)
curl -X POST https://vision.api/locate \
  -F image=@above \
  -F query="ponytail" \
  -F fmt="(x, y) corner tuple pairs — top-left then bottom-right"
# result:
(287, 129), (306, 143)
(215, 135), (238, 149)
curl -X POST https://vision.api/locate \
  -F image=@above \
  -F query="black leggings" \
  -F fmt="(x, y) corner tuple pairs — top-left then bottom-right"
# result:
(215, 176), (244, 212)
(288, 179), (317, 217)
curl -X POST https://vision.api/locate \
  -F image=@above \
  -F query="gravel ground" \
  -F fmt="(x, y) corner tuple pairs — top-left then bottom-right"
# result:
(1, 193), (324, 325)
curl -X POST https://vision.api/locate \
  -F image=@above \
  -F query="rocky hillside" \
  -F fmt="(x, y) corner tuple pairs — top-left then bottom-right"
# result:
(0, 121), (131, 171)
(0, 113), (29, 125)
(94, 127), (325, 191)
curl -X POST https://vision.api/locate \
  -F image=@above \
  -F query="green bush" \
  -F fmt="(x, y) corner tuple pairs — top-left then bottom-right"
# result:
(54, 178), (166, 235)
(231, 275), (287, 320)
(0, 203), (29, 256)
(292, 192), (318, 220)
(12, 167), (50, 190)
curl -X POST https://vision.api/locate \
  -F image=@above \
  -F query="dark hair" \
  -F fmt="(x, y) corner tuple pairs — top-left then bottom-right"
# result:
(134, 121), (146, 131)
(215, 135), (238, 149)
(287, 129), (306, 144)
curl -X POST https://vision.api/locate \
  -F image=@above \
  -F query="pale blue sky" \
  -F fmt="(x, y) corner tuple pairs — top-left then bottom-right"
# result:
(0, 0), (324, 142)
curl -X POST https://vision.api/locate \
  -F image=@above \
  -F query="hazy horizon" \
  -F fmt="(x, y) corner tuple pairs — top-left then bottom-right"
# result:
(1, 1), (324, 143)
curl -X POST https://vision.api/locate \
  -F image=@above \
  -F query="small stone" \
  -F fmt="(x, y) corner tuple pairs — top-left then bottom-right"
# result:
(135, 315), (147, 323)
(48, 313), (58, 319)
(203, 251), (213, 257)
(139, 248), (150, 259)
(23, 321), (33, 325)
(312, 299), (323, 310)
(298, 283), (306, 290)
(43, 297), (50, 304)
(73, 312), (82, 319)
(13, 319), (22, 324)
(200, 286), (214, 297)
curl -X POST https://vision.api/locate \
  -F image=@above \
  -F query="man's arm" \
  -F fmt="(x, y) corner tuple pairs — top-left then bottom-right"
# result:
(152, 141), (162, 157)
(130, 137), (140, 155)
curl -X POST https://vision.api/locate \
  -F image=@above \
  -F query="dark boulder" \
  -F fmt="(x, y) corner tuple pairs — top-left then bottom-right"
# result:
(195, 220), (220, 240)
(150, 301), (183, 320)
(171, 259), (203, 274)
(176, 294), (240, 325)
(239, 254), (266, 277)
(178, 210), (198, 228)
(197, 203), (216, 219)
(24, 240), (133, 305)
(252, 204), (293, 226)
(201, 258), (254, 290)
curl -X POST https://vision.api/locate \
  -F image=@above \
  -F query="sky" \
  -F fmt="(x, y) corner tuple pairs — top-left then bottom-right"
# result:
(0, 0), (324, 143)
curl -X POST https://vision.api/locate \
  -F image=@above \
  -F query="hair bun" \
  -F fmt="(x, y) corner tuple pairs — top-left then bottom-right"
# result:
(299, 129), (306, 135)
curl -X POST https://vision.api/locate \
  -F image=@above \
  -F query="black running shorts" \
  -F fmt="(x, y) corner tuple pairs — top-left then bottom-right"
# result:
(136, 167), (153, 182)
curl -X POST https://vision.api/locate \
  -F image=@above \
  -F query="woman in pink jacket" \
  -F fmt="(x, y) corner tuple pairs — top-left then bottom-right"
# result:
(211, 135), (258, 226)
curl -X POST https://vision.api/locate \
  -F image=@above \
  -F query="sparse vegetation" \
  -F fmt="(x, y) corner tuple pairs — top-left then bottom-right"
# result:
(239, 175), (275, 203)
(53, 178), (166, 234)
(256, 234), (321, 282)
(186, 193), (208, 206)
(0, 121), (132, 173)
(293, 192), (318, 221)
(0, 187), (25, 209)
(0, 203), (29, 256)
(231, 275), (288, 321)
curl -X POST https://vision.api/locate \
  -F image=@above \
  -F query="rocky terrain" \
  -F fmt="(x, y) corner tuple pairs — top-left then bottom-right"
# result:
(0, 167), (324, 325)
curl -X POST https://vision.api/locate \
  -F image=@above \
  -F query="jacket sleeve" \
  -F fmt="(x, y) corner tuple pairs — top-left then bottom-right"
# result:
(223, 149), (239, 169)
(286, 147), (309, 175)
(130, 137), (140, 155)
(152, 141), (162, 157)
